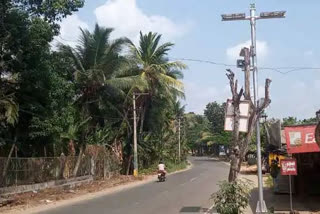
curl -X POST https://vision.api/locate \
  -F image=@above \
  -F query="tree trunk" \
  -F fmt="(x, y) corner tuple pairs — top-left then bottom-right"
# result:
(53, 143), (56, 157)
(126, 155), (133, 175)
(69, 139), (75, 156)
(2, 143), (16, 182)
(229, 155), (240, 182)
(228, 104), (241, 182)
(226, 69), (243, 182)
(44, 146), (47, 157)
(226, 55), (271, 183)
(73, 144), (84, 177)
(139, 105), (147, 134)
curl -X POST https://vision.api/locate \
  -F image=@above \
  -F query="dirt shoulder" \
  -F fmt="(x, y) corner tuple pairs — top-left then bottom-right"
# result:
(0, 162), (192, 214)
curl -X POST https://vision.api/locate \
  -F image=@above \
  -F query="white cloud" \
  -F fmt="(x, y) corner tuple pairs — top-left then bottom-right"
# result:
(304, 50), (313, 56)
(94, 0), (191, 43)
(267, 80), (320, 119)
(184, 81), (230, 114)
(294, 81), (306, 89)
(315, 79), (320, 90)
(52, 15), (89, 48)
(258, 85), (265, 99)
(226, 40), (269, 62)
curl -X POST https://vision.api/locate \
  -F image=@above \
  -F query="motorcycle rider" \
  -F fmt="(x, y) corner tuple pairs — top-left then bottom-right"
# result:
(158, 160), (166, 176)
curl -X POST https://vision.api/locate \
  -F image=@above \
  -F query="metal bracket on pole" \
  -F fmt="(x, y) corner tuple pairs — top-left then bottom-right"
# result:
(256, 200), (268, 214)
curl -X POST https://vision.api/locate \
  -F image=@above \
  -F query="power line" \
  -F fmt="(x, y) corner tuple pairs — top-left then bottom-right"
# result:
(171, 57), (320, 75)
(54, 36), (320, 75)
(170, 57), (237, 68)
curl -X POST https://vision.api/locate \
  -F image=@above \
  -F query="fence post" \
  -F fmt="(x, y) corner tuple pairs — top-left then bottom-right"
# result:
(15, 146), (18, 186)
(90, 157), (95, 176)
(103, 156), (107, 179)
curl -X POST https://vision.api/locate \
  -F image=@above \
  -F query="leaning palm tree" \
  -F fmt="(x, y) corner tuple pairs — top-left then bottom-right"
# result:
(128, 32), (187, 133)
(59, 24), (134, 176)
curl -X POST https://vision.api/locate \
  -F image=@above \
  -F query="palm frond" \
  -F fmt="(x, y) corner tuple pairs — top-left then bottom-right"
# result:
(166, 70), (184, 79)
(0, 94), (19, 125)
(157, 73), (184, 92)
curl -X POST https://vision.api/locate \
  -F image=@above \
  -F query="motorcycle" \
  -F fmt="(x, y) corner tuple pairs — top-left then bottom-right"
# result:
(158, 171), (166, 182)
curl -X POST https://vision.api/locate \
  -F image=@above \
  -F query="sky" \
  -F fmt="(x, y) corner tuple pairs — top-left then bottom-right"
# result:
(54, 0), (320, 120)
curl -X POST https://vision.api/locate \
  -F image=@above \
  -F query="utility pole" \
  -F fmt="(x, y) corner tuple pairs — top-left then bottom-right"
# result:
(222, 4), (286, 214)
(178, 117), (181, 162)
(133, 92), (148, 177)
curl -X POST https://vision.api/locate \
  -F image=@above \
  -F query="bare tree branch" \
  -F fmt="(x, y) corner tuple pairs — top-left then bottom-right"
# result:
(243, 65), (255, 109)
(226, 69), (236, 98)
(258, 78), (272, 112)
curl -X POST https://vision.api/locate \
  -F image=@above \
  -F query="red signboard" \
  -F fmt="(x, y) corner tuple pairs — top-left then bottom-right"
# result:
(280, 159), (297, 175)
(284, 125), (319, 154)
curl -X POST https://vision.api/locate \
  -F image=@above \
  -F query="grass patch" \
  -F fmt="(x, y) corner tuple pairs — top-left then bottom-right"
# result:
(264, 174), (273, 188)
(139, 160), (188, 175)
(139, 163), (158, 175)
(166, 161), (188, 173)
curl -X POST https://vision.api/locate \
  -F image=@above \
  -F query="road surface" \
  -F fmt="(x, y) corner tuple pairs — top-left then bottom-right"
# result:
(38, 157), (228, 214)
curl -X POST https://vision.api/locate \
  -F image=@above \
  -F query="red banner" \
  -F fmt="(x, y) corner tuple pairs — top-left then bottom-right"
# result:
(280, 159), (297, 175)
(284, 125), (319, 154)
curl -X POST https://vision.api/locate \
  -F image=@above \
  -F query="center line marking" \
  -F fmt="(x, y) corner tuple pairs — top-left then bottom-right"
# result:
(190, 177), (198, 182)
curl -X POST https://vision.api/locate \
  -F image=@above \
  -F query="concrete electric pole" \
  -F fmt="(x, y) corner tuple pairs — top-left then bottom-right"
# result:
(222, 4), (286, 213)
(178, 117), (181, 162)
(133, 92), (148, 177)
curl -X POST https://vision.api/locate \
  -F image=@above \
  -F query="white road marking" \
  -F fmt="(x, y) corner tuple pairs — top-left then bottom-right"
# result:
(190, 177), (198, 182)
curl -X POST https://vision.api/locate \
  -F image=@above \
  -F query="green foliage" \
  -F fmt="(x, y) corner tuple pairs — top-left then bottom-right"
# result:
(282, 116), (317, 126)
(166, 161), (187, 173)
(184, 113), (210, 150)
(282, 117), (299, 126)
(0, 0), (188, 175)
(265, 174), (274, 188)
(12, 0), (84, 24)
(0, 91), (19, 125)
(212, 179), (252, 214)
(204, 102), (226, 133)
(204, 102), (231, 146)
(139, 160), (187, 175)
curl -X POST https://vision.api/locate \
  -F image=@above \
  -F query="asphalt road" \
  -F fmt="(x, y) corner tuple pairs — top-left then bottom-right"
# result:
(38, 157), (228, 214)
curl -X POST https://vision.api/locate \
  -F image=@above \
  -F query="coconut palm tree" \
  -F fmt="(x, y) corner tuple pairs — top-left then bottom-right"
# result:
(128, 32), (187, 133)
(59, 24), (134, 176)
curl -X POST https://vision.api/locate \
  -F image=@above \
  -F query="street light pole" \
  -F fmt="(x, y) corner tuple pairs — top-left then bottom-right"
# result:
(133, 92), (148, 177)
(249, 5), (266, 213)
(133, 93), (138, 177)
(222, 4), (286, 214)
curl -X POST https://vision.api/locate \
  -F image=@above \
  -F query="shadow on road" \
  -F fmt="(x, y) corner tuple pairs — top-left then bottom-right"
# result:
(192, 158), (220, 162)
(179, 206), (217, 214)
(249, 187), (320, 212)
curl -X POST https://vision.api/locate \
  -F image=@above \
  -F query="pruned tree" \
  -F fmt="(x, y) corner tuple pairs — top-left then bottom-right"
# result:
(227, 48), (272, 182)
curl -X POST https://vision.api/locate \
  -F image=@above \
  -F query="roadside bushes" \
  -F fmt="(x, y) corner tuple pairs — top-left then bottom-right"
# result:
(212, 179), (252, 214)
(139, 160), (188, 175)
